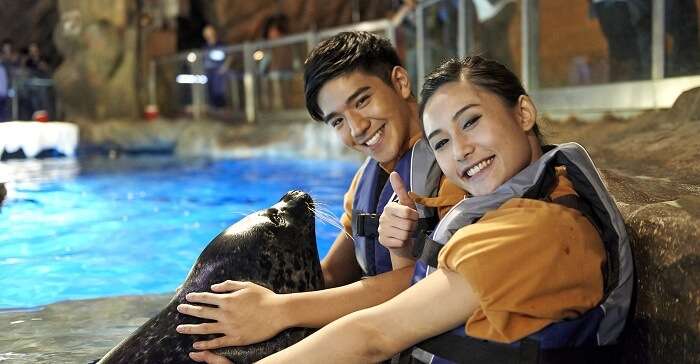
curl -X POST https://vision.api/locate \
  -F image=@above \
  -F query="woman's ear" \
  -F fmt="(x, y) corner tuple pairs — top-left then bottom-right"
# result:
(516, 95), (538, 132)
(391, 66), (412, 99)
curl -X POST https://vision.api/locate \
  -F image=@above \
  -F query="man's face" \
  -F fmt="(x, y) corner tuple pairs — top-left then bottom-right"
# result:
(203, 26), (217, 45)
(316, 70), (413, 164)
(1, 43), (11, 56)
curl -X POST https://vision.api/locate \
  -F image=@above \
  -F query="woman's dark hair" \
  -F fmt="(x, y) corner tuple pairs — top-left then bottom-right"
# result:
(419, 56), (542, 141)
(304, 31), (403, 122)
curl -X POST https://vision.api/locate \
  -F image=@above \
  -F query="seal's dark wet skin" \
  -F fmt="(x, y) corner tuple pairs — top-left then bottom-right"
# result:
(97, 190), (324, 364)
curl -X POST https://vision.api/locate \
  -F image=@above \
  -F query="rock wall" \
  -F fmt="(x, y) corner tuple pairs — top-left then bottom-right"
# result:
(0, 0), (61, 67)
(547, 87), (700, 364)
(52, 0), (140, 121)
(202, 0), (394, 44)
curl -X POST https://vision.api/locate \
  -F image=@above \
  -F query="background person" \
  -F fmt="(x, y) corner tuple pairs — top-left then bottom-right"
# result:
(202, 25), (227, 109)
(0, 62), (8, 121)
(590, 0), (651, 81)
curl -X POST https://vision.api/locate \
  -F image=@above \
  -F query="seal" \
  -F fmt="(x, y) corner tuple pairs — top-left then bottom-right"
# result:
(97, 190), (324, 363)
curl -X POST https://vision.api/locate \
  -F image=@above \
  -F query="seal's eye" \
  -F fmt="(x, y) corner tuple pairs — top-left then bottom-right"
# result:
(266, 208), (282, 225)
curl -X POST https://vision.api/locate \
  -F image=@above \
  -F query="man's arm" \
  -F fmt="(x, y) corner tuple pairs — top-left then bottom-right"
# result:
(320, 230), (363, 288)
(256, 268), (479, 363)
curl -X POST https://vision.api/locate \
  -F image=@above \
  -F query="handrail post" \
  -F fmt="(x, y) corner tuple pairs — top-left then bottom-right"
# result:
(416, 3), (426, 94)
(243, 42), (257, 123)
(651, 0), (665, 81)
(458, 0), (467, 59)
(521, 0), (540, 92)
(148, 60), (157, 106)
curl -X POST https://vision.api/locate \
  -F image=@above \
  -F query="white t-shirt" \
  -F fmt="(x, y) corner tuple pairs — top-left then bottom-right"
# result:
(472, 0), (516, 22)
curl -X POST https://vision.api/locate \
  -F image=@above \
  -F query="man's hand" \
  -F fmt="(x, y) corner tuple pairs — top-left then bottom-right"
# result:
(378, 172), (419, 268)
(176, 280), (287, 349)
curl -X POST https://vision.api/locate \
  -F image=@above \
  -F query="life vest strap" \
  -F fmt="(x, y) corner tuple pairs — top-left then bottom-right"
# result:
(351, 212), (380, 238)
(416, 333), (620, 364)
(412, 233), (441, 267)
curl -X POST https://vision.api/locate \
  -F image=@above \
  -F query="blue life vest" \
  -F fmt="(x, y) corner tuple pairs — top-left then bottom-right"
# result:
(410, 143), (634, 364)
(351, 139), (442, 277)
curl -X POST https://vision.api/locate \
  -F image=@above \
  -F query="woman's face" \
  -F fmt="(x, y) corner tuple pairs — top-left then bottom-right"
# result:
(422, 79), (541, 196)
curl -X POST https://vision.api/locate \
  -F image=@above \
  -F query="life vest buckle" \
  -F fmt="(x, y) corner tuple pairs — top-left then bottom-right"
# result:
(351, 212), (380, 238)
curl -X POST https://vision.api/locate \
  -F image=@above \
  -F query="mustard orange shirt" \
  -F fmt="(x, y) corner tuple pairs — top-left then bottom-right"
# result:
(437, 167), (606, 343)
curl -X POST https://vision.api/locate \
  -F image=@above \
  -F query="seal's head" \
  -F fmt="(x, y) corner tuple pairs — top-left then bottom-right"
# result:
(232, 190), (315, 250)
(97, 191), (324, 364)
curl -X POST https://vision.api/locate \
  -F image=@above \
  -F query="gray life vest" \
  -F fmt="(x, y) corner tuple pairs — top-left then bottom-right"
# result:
(350, 138), (442, 275)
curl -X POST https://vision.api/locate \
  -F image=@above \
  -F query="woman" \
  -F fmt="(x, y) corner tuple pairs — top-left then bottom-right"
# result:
(193, 57), (633, 364)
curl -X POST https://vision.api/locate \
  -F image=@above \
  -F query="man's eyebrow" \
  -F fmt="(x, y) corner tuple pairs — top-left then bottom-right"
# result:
(323, 111), (340, 124)
(346, 86), (371, 105)
(452, 103), (479, 121)
(322, 86), (371, 123)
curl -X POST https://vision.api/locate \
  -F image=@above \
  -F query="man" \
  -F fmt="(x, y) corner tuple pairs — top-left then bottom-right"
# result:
(202, 25), (227, 108)
(0, 62), (8, 121)
(177, 31), (461, 363)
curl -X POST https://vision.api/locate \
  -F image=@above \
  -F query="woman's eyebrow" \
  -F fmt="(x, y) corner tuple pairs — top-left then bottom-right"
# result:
(427, 128), (442, 141)
(452, 103), (479, 121)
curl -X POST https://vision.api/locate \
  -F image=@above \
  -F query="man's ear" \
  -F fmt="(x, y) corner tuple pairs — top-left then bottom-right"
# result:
(516, 95), (538, 132)
(391, 66), (412, 99)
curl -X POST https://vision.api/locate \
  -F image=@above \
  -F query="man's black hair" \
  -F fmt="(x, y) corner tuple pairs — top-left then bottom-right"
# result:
(304, 31), (402, 122)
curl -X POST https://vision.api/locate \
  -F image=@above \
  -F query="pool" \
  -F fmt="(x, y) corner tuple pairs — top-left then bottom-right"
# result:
(0, 156), (359, 310)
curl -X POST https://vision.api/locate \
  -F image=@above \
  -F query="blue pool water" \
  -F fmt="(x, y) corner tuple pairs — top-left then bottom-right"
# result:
(0, 156), (358, 309)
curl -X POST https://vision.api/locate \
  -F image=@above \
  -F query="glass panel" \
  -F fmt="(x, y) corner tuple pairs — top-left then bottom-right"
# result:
(210, 48), (246, 118)
(252, 42), (308, 112)
(154, 56), (195, 118)
(201, 46), (246, 118)
(469, 0), (522, 77)
(539, 0), (652, 87)
(421, 0), (459, 73)
(664, 0), (700, 77)
(9, 72), (58, 120)
(395, 17), (418, 93)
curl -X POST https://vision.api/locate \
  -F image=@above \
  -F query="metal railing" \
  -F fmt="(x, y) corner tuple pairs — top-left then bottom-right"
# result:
(151, 0), (700, 122)
(2, 76), (58, 122)
(151, 19), (395, 123)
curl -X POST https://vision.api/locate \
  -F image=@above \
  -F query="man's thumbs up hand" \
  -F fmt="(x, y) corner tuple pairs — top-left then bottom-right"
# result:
(378, 172), (419, 257)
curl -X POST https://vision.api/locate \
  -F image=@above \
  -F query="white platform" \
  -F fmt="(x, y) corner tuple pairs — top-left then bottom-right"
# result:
(0, 122), (79, 158)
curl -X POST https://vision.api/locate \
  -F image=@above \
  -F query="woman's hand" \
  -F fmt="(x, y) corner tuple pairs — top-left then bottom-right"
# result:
(176, 280), (288, 349)
(378, 172), (419, 268)
(189, 351), (233, 364)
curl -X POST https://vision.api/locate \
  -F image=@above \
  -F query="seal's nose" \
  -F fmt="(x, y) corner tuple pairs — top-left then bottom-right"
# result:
(281, 190), (313, 211)
(282, 190), (310, 203)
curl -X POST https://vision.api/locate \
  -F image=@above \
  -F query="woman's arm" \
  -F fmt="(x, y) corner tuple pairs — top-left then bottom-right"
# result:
(257, 268), (479, 364)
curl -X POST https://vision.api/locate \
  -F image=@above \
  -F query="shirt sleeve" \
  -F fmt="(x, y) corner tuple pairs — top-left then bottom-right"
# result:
(339, 167), (363, 236)
(437, 197), (606, 343)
